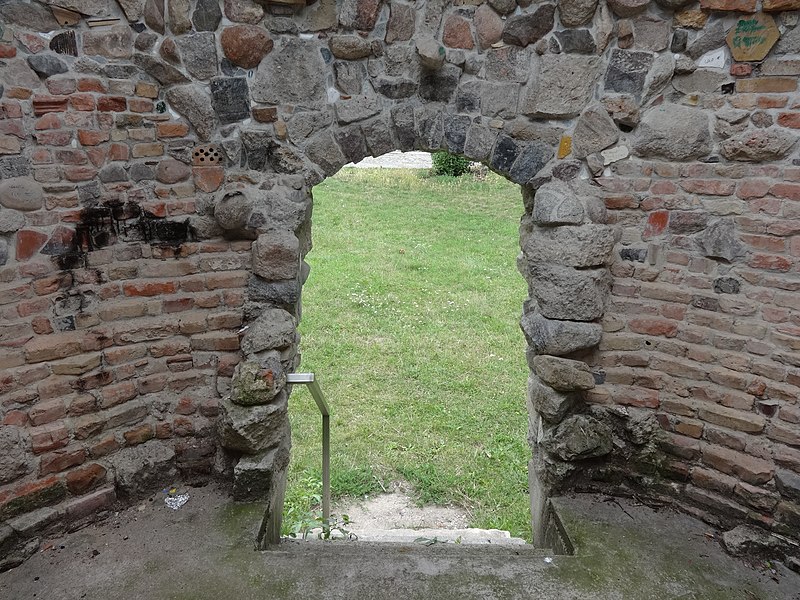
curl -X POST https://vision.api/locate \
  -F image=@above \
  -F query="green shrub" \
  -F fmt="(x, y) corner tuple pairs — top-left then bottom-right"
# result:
(431, 151), (470, 177)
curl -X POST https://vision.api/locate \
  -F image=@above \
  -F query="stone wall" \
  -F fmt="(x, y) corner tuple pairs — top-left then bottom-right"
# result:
(0, 0), (799, 563)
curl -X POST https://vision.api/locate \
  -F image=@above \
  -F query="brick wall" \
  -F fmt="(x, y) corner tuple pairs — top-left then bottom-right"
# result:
(0, 74), (248, 528)
(591, 157), (800, 534)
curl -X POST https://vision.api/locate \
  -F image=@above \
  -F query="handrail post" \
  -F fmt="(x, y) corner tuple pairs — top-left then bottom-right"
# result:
(287, 373), (331, 524)
(322, 413), (330, 522)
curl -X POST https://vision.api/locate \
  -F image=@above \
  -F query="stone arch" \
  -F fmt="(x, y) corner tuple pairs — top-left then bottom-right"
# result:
(1, 0), (799, 561)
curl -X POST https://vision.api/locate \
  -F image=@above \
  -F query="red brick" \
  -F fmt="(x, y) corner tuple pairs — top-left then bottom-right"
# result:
(747, 254), (792, 272)
(701, 444), (774, 485)
(32, 95), (68, 115)
(35, 113), (61, 130)
(123, 281), (178, 297)
(109, 143), (129, 161)
(77, 129), (110, 146)
(62, 486), (115, 520)
(66, 463), (107, 494)
(736, 78), (797, 93)
(0, 476), (66, 521)
(771, 183), (800, 200)
(29, 399), (67, 426)
(77, 78), (107, 92)
(16, 230), (48, 261)
(757, 101), (788, 116)
(629, 318), (678, 337)
(128, 98), (154, 113)
(778, 112), (800, 129)
(157, 122), (190, 138)
(97, 96), (127, 112)
(190, 331), (241, 351)
(70, 93), (96, 111)
(679, 179), (736, 196)
(30, 423), (70, 454)
(643, 210), (669, 239)
(40, 446), (87, 475)
(730, 63), (752, 77)
(89, 436), (120, 458)
(0, 44), (17, 58)
(124, 423), (155, 446)
(100, 380), (138, 408)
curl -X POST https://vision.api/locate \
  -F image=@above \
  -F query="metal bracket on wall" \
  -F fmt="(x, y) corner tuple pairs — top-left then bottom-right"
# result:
(286, 372), (331, 523)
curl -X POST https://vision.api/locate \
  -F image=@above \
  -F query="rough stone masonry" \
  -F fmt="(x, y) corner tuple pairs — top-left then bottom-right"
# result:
(0, 0), (799, 568)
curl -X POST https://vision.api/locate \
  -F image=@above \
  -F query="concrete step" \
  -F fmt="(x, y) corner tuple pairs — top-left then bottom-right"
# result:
(292, 527), (528, 545)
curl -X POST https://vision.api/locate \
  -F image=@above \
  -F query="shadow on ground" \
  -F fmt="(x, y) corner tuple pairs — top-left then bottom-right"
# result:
(1, 483), (798, 600)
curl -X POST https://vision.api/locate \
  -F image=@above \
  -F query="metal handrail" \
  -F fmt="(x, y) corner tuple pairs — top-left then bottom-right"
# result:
(286, 372), (331, 522)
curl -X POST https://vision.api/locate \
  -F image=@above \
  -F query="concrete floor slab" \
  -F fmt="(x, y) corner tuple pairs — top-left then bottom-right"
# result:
(1, 483), (798, 600)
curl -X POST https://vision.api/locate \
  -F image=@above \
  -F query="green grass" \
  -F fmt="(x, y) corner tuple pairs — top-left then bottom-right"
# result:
(284, 168), (531, 539)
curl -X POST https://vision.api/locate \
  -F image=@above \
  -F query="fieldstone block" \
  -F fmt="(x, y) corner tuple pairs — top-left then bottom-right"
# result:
(464, 125), (498, 162)
(165, 85), (216, 141)
(233, 434), (290, 501)
(0, 178), (45, 214)
(524, 224), (619, 268)
(252, 39), (327, 109)
(509, 142), (553, 185)
(543, 414), (612, 461)
(572, 104), (619, 159)
(533, 355), (596, 392)
(42, 0), (111, 16)
(211, 77), (251, 125)
(339, 0), (381, 30)
(108, 441), (177, 496)
(523, 55), (601, 118)
(241, 308), (296, 354)
(607, 0), (648, 16)
(334, 94), (380, 125)
(0, 427), (31, 485)
(0, 1), (60, 31)
(176, 33), (218, 81)
(248, 277), (301, 310)
(475, 4), (504, 49)
(224, 0), (264, 23)
(531, 181), (584, 225)
(27, 54), (68, 78)
(443, 14), (474, 49)
(231, 355), (287, 407)
(414, 106), (444, 151)
(553, 29), (596, 54)
(528, 375), (578, 423)
(193, 0), (222, 31)
(502, 4), (555, 48)
(687, 21), (725, 59)
(221, 25), (273, 69)
(719, 129), (797, 162)
(416, 37), (446, 70)
(118, 0), (145, 21)
(486, 46), (531, 83)
(215, 191), (254, 231)
(219, 395), (288, 454)
(443, 114), (471, 154)
(144, 0), (166, 34)
(696, 218), (745, 262)
(521, 312), (603, 356)
(558, 0), (598, 27)
(632, 15), (671, 52)
(375, 76), (418, 99)
(168, 0), (192, 34)
(133, 53), (190, 85)
(252, 230), (301, 282)
(386, 3), (415, 43)
(527, 264), (611, 321)
(0, 209), (25, 234)
(632, 104), (711, 161)
(604, 49), (653, 98)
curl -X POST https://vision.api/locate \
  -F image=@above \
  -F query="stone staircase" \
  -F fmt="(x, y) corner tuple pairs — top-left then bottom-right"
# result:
(295, 526), (530, 546)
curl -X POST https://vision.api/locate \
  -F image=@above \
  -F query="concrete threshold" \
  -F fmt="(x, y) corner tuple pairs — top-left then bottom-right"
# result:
(1, 483), (798, 600)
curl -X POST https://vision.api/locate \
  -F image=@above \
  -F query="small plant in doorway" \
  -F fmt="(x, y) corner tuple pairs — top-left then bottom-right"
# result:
(431, 151), (471, 177)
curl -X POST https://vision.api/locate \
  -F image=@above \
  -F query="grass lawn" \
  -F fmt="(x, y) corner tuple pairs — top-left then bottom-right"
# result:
(284, 167), (532, 539)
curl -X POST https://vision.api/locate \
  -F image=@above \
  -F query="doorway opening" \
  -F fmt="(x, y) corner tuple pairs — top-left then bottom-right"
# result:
(282, 153), (531, 541)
